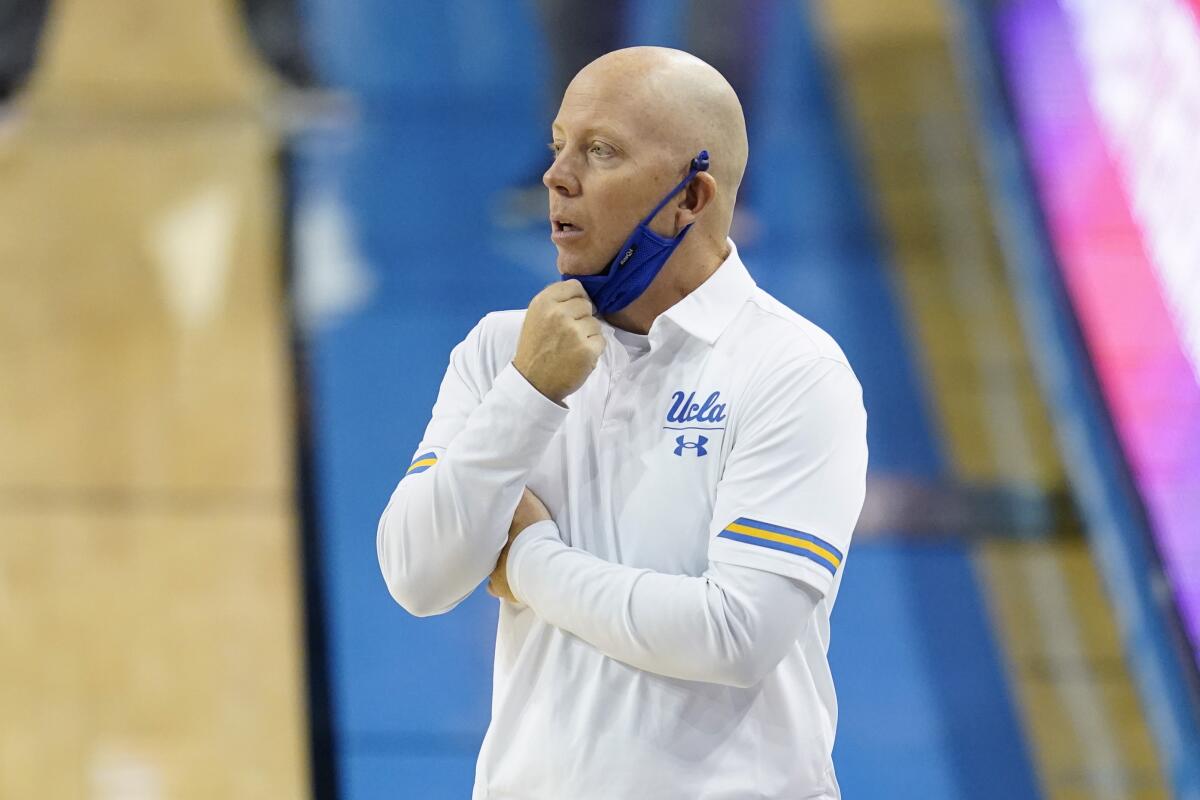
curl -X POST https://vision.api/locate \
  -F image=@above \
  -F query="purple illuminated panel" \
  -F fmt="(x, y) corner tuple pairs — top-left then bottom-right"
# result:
(996, 0), (1200, 666)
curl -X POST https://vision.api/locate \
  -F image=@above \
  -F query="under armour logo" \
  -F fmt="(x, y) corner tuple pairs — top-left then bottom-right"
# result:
(674, 434), (708, 457)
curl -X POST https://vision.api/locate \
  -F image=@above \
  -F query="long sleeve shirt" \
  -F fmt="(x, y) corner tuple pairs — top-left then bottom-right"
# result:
(378, 241), (868, 800)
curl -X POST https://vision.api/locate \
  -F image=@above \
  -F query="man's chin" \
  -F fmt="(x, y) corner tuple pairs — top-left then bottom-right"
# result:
(556, 252), (611, 279)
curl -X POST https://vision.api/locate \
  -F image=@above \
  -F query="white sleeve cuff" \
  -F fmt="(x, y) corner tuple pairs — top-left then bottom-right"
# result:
(506, 519), (562, 602)
(453, 363), (570, 470)
(492, 362), (572, 428)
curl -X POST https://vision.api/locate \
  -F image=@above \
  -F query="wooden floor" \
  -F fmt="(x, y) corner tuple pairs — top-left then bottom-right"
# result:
(981, 540), (1168, 800)
(0, 2), (309, 797)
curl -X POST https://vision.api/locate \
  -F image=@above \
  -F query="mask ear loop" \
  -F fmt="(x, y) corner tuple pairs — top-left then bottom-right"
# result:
(638, 150), (711, 230)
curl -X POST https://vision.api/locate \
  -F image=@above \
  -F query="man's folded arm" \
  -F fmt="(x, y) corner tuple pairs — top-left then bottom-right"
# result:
(506, 357), (866, 685)
(377, 319), (569, 617)
(508, 524), (819, 687)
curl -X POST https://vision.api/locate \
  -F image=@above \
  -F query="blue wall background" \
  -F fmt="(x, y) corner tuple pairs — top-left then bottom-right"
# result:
(292, 2), (1039, 796)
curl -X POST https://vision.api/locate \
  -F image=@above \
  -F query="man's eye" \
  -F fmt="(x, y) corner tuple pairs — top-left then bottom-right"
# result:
(547, 142), (563, 157)
(589, 142), (614, 157)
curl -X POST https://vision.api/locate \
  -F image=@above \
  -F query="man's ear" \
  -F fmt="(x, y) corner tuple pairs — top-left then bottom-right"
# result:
(677, 171), (716, 227)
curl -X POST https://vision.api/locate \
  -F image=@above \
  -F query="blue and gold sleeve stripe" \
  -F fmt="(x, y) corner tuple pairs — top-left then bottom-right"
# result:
(717, 517), (843, 575)
(405, 451), (438, 476)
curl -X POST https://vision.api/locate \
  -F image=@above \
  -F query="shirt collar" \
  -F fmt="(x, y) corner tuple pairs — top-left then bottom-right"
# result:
(650, 239), (757, 347)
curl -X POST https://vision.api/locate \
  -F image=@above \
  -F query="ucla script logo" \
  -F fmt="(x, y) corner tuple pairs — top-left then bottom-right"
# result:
(666, 390), (727, 424)
(666, 390), (726, 458)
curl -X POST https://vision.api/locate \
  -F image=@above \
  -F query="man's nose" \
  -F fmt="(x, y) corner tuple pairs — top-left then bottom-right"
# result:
(543, 156), (580, 196)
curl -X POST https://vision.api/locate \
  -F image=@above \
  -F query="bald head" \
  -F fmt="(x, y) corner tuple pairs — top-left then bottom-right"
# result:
(544, 47), (748, 279)
(573, 49), (749, 186)
(567, 47), (748, 234)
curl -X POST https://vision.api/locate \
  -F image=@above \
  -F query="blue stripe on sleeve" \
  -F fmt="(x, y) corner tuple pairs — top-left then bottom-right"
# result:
(717, 529), (839, 575)
(734, 517), (844, 561)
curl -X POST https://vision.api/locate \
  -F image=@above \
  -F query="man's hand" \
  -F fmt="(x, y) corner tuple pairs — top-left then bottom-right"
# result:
(513, 280), (605, 404)
(488, 487), (552, 603)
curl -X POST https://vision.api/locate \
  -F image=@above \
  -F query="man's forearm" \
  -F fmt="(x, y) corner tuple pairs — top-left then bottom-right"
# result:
(507, 521), (819, 687)
(377, 363), (568, 616)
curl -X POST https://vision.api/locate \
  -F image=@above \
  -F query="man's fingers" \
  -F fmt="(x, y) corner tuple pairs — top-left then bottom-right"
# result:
(544, 279), (587, 302)
(579, 316), (602, 338)
(515, 276), (603, 402)
(563, 296), (594, 320)
(557, 278), (587, 297)
(487, 578), (516, 604)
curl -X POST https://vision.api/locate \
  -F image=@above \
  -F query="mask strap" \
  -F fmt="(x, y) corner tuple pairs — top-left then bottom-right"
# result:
(640, 150), (711, 227)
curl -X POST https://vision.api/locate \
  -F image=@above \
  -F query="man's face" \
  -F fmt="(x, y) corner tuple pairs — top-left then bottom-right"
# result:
(544, 73), (680, 277)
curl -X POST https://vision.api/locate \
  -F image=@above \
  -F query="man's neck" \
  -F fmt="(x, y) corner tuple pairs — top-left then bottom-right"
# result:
(603, 238), (731, 335)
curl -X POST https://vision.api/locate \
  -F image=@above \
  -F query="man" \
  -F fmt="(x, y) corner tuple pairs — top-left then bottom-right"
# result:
(378, 47), (868, 799)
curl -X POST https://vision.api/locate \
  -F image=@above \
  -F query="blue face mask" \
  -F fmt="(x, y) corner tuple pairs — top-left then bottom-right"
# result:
(566, 150), (710, 315)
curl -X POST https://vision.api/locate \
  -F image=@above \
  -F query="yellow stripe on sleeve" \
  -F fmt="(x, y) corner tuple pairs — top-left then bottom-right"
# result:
(724, 522), (842, 568)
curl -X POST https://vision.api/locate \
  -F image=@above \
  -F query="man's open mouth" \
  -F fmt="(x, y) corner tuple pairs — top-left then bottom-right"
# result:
(552, 218), (583, 233)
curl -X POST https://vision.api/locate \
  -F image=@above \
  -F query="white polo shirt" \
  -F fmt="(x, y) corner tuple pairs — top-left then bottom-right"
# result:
(378, 242), (868, 799)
